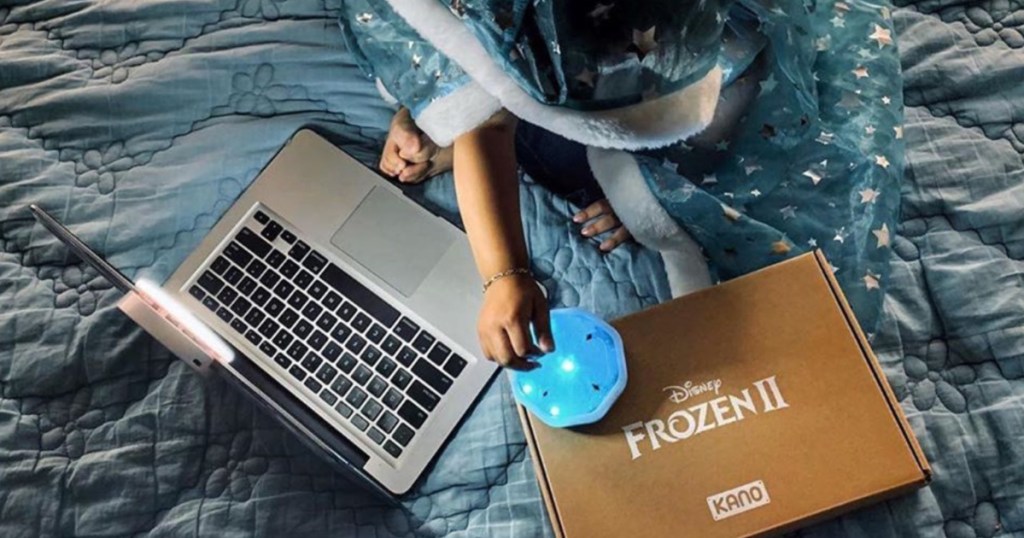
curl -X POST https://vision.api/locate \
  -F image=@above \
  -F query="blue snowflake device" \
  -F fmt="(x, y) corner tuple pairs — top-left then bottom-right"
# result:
(509, 308), (627, 428)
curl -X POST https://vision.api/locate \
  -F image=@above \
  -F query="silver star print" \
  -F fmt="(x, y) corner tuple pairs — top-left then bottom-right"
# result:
(751, 189), (762, 197)
(873, 223), (890, 247)
(780, 205), (797, 220)
(412, 54), (423, 68)
(575, 67), (596, 87)
(863, 272), (880, 290)
(882, 96), (892, 105)
(702, 173), (718, 186)
(852, 66), (870, 79)
(816, 131), (835, 145)
(865, 125), (876, 135)
(356, 12), (373, 23)
(875, 155), (890, 168)
(831, 16), (845, 28)
(807, 238), (818, 248)
(715, 140), (730, 152)
(834, 227), (846, 243)
(859, 188), (880, 203)
(633, 27), (658, 56)
(857, 47), (873, 59)
(894, 126), (904, 139)
(760, 74), (778, 94)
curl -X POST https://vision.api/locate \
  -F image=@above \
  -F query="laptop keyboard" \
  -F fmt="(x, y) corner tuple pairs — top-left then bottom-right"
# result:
(186, 208), (470, 461)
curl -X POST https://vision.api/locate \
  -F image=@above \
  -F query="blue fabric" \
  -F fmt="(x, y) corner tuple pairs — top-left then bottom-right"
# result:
(1, 1), (1023, 537)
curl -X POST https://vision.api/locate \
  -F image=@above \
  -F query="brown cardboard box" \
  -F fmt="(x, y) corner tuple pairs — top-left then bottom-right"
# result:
(520, 251), (930, 538)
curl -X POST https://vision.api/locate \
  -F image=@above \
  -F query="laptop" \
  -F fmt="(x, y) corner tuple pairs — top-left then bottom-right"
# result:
(32, 129), (499, 495)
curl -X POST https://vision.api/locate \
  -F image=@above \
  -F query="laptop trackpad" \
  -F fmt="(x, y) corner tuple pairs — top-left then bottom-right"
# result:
(330, 187), (453, 297)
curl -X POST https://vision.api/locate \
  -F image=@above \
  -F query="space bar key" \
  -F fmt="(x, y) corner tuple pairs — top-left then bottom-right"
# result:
(321, 263), (400, 327)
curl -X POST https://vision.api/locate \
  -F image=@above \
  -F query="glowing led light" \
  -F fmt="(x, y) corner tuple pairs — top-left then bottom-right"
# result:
(560, 359), (576, 373)
(550, 406), (561, 417)
(522, 383), (533, 395)
(136, 279), (235, 364)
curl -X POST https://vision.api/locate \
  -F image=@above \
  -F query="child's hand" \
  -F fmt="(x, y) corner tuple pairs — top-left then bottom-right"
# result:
(478, 276), (554, 370)
(379, 107), (451, 184)
(574, 199), (632, 251)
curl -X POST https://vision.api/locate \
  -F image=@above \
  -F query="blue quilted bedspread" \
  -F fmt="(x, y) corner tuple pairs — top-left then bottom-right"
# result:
(1, 1), (1021, 536)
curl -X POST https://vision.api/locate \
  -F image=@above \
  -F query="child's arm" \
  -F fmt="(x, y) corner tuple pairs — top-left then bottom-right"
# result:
(453, 111), (555, 369)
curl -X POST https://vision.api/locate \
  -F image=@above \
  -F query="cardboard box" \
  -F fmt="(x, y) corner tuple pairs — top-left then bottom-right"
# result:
(519, 251), (930, 538)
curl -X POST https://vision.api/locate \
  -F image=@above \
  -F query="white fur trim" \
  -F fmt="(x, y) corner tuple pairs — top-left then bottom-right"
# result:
(413, 81), (502, 147)
(586, 147), (713, 296)
(385, 0), (722, 150)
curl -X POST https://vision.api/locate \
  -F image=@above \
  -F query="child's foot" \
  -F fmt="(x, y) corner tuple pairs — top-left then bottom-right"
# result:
(573, 199), (633, 252)
(378, 107), (453, 184)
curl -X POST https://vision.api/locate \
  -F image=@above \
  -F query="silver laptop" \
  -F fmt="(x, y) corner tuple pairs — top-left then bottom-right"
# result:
(36, 129), (499, 495)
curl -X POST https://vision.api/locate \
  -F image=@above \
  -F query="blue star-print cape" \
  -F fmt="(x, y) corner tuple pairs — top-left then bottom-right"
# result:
(340, 0), (903, 336)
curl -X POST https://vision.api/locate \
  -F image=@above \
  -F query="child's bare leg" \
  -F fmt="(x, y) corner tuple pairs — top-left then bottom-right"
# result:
(378, 107), (453, 184)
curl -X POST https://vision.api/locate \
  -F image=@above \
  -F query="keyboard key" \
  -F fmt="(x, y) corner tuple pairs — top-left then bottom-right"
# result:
(407, 381), (440, 411)
(361, 346), (382, 366)
(261, 221), (283, 241)
(308, 331), (328, 351)
(188, 282), (206, 299)
(287, 290), (308, 310)
(427, 342), (451, 365)
(382, 388), (403, 410)
(265, 298), (284, 317)
(243, 308), (265, 327)
(331, 377), (353, 397)
(443, 354), (468, 378)
(245, 259), (266, 279)
(273, 331), (294, 349)
(259, 341), (276, 357)
(323, 342), (343, 362)
(236, 227), (272, 258)
(346, 387), (368, 408)
(294, 270), (314, 290)
(352, 313), (371, 333)
(286, 341), (308, 361)
(303, 377), (322, 394)
(316, 364), (338, 384)
(381, 336), (401, 356)
(367, 376), (387, 397)
(322, 264), (400, 327)
(352, 364), (373, 386)
(216, 306), (234, 323)
(197, 271), (225, 295)
(378, 411), (399, 433)
(266, 250), (286, 269)
(394, 318), (420, 344)
(351, 414), (370, 432)
(308, 281), (328, 300)
(288, 364), (307, 381)
(293, 320), (313, 340)
(238, 276), (258, 296)
(392, 369), (413, 389)
(279, 309), (299, 329)
(272, 280), (294, 299)
(383, 441), (403, 458)
(331, 324), (352, 344)
(367, 427), (385, 445)
(337, 353), (358, 373)
(376, 357), (397, 378)
(346, 334), (367, 354)
(393, 424), (415, 446)
(301, 352), (322, 372)
(412, 359), (453, 395)
(211, 256), (230, 275)
(337, 302), (356, 321)
(366, 324), (386, 344)
(301, 302), (323, 321)
(230, 297), (251, 317)
(288, 240), (310, 261)
(258, 318), (279, 338)
(280, 260), (300, 278)
(323, 291), (342, 310)
(320, 391), (338, 406)
(397, 347), (417, 367)
(316, 312), (337, 333)
(363, 399), (383, 420)
(223, 242), (253, 268)
(202, 296), (219, 312)
(224, 266), (243, 285)
(259, 270), (281, 289)
(412, 332), (436, 354)
(244, 330), (261, 346)
(335, 401), (353, 418)
(398, 401), (427, 429)
(281, 230), (297, 244)
(230, 318), (246, 334)
(302, 251), (328, 274)
(254, 211), (269, 224)
(274, 353), (290, 368)
(252, 286), (272, 307)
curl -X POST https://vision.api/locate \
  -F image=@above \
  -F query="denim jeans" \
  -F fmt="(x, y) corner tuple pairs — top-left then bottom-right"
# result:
(514, 121), (606, 209)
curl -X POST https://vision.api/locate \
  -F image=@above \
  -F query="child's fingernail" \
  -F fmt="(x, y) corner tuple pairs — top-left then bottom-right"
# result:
(573, 213), (584, 223)
(581, 228), (592, 236)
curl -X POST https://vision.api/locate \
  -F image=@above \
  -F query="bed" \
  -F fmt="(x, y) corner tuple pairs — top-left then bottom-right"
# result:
(0, 0), (1021, 536)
